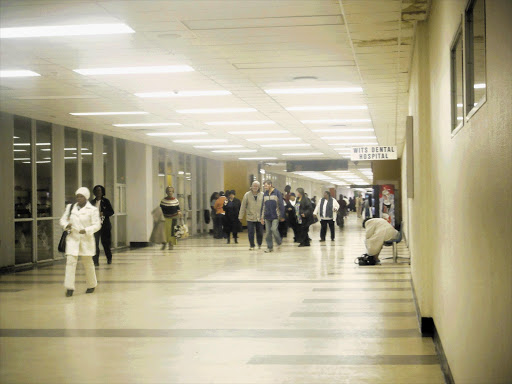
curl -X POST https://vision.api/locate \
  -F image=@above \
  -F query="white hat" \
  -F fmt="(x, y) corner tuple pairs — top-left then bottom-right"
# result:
(75, 187), (90, 200)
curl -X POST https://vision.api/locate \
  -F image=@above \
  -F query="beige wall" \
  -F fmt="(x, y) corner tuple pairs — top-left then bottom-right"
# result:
(403, 0), (512, 382)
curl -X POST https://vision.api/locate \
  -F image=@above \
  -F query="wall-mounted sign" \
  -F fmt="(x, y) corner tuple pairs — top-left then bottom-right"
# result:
(350, 146), (398, 161)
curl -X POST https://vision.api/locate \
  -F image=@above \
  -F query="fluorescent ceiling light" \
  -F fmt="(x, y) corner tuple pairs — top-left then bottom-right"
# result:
(146, 132), (206, 136)
(13, 143), (30, 146)
(0, 70), (40, 78)
(135, 90), (230, 98)
(206, 120), (275, 126)
(239, 157), (278, 160)
(265, 87), (363, 95)
(312, 128), (374, 133)
(0, 23), (134, 38)
(301, 119), (372, 124)
(64, 157), (77, 160)
(228, 130), (289, 135)
(36, 143), (51, 146)
(176, 108), (256, 114)
(13, 149), (26, 152)
(328, 142), (378, 146)
(81, 153), (93, 155)
(36, 160), (51, 164)
(113, 123), (181, 127)
(260, 143), (310, 148)
(173, 139), (227, 143)
(457, 117), (463, 121)
(247, 138), (300, 142)
(282, 152), (324, 156)
(474, 83), (486, 89)
(74, 65), (193, 76)
(70, 112), (148, 116)
(14, 158), (30, 161)
(320, 136), (377, 140)
(194, 145), (243, 148)
(286, 105), (368, 111)
(211, 149), (257, 153)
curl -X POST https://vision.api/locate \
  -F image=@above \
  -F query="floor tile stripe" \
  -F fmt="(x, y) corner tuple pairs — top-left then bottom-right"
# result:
(303, 299), (413, 303)
(247, 354), (439, 365)
(291, 312), (417, 317)
(0, 328), (421, 338)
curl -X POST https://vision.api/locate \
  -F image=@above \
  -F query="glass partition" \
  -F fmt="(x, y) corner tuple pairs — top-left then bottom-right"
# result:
(116, 139), (126, 184)
(64, 127), (78, 205)
(81, 131), (94, 192)
(14, 116), (32, 219)
(36, 121), (52, 217)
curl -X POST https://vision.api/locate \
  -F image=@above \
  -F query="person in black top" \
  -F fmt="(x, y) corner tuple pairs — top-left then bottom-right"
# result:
(91, 185), (114, 266)
(295, 188), (314, 247)
(223, 190), (241, 243)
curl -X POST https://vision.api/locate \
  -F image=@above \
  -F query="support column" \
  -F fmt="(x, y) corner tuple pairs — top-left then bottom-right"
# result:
(0, 113), (15, 269)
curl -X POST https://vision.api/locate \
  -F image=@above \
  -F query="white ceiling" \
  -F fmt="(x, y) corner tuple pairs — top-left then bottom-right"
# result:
(0, 0), (429, 169)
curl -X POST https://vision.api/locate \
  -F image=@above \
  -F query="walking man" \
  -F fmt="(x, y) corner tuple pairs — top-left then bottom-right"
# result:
(239, 181), (264, 250)
(260, 180), (285, 253)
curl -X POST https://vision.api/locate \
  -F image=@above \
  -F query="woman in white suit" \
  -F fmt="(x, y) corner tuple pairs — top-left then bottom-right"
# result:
(59, 187), (101, 297)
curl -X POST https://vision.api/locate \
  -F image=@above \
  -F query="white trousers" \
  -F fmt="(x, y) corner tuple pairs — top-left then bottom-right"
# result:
(64, 255), (97, 290)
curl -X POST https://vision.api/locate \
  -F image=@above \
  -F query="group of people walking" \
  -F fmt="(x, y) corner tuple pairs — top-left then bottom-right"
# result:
(210, 180), (349, 252)
(59, 185), (114, 297)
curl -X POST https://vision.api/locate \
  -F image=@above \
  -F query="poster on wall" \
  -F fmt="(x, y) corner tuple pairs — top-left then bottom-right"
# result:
(379, 185), (395, 226)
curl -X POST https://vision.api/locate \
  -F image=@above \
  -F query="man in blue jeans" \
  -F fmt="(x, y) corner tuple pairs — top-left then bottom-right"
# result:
(239, 181), (264, 250)
(260, 180), (285, 253)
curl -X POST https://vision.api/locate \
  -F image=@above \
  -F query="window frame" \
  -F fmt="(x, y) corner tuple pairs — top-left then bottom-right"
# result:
(450, 21), (464, 135)
(464, 0), (487, 122)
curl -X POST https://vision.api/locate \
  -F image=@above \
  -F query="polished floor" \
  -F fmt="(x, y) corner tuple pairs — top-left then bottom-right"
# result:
(0, 214), (445, 384)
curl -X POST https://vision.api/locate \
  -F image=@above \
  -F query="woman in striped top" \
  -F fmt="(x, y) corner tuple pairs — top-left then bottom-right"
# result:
(160, 186), (181, 250)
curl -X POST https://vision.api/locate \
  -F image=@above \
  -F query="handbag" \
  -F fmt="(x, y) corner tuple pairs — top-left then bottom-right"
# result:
(58, 203), (75, 253)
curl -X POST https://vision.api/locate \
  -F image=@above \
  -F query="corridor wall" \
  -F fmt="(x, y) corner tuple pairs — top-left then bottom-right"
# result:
(403, 0), (512, 382)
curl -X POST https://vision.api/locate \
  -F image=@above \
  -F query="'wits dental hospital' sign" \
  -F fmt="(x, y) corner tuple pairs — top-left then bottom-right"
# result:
(350, 146), (398, 161)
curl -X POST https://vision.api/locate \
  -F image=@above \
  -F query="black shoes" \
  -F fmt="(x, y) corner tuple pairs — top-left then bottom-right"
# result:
(355, 254), (377, 266)
(86, 288), (95, 294)
(66, 289), (74, 297)
(234, 238), (238, 244)
(107, 260), (112, 265)
(94, 262), (99, 267)
(319, 239), (326, 242)
(298, 243), (310, 247)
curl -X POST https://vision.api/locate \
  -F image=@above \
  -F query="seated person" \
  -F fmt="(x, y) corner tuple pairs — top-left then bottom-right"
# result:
(358, 218), (400, 265)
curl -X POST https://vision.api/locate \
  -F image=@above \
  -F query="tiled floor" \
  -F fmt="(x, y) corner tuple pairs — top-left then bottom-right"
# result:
(0, 214), (445, 384)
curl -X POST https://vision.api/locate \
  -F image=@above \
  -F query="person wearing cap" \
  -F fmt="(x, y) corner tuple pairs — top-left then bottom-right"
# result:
(59, 187), (101, 297)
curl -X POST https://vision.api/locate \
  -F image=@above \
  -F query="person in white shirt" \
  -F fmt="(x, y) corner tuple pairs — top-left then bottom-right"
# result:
(313, 191), (340, 242)
(59, 187), (101, 297)
(360, 218), (400, 265)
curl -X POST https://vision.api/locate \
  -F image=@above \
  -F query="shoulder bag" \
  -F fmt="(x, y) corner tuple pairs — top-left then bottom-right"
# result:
(58, 203), (75, 253)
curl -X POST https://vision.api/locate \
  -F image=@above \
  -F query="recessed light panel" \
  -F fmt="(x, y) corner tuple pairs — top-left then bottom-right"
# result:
(0, 23), (135, 38)
(0, 70), (40, 78)
(74, 65), (193, 75)
(135, 90), (230, 98)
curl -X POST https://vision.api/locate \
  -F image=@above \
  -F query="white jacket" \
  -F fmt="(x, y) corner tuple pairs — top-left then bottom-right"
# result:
(59, 202), (101, 256)
(313, 198), (340, 220)
(365, 218), (399, 256)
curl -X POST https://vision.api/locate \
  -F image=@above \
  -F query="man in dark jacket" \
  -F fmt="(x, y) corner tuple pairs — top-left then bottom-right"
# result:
(295, 188), (314, 247)
(260, 180), (285, 253)
(91, 185), (115, 266)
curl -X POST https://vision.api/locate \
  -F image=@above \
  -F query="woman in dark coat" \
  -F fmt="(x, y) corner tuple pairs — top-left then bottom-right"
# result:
(223, 190), (241, 243)
(295, 188), (314, 247)
(91, 185), (114, 266)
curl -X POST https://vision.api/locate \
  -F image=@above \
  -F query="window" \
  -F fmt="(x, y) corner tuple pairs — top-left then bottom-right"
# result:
(450, 24), (464, 133)
(81, 131), (94, 192)
(14, 116), (32, 219)
(36, 121), (52, 217)
(465, 0), (486, 116)
(64, 127), (78, 204)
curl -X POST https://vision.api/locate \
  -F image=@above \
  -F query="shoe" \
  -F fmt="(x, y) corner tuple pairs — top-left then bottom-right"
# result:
(85, 288), (95, 294)
(264, 248), (273, 253)
(331, 238), (335, 241)
(161, 244), (166, 250)
(298, 244), (306, 247)
(107, 260), (112, 265)
(234, 238), (238, 244)
(249, 247), (255, 251)
(319, 239), (325, 242)
(94, 262), (99, 267)
(66, 289), (74, 297)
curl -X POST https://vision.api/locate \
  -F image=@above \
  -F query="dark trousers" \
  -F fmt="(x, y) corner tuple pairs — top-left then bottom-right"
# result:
(297, 223), (311, 245)
(320, 219), (335, 240)
(247, 221), (263, 248)
(213, 214), (224, 238)
(93, 227), (112, 263)
(278, 220), (288, 238)
(289, 221), (298, 241)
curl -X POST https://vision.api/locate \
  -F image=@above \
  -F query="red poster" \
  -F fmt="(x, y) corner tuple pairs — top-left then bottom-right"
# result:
(379, 185), (395, 226)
